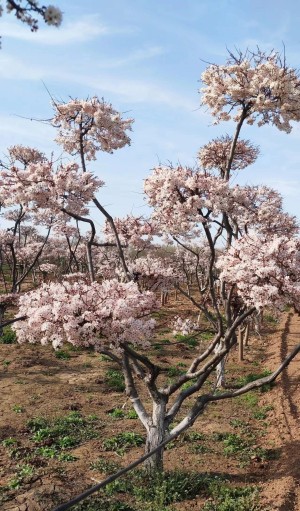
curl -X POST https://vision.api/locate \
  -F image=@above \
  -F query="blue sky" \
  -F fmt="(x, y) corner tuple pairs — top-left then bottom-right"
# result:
(0, 0), (300, 229)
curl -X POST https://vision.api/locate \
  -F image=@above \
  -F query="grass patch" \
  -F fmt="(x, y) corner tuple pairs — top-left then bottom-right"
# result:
(237, 370), (273, 393)
(237, 392), (259, 408)
(103, 432), (144, 454)
(54, 349), (71, 360)
(7, 464), (34, 490)
(174, 334), (199, 348)
(105, 370), (125, 392)
(252, 405), (273, 420)
(167, 366), (186, 377)
(91, 457), (121, 474)
(12, 405), (24, 413)
(2, 412), (101, 462)
(69, 470), (262, 511)
(202, 483), (260, 510)
(0, 326), (16, 344)
(264, 314), (278, 325)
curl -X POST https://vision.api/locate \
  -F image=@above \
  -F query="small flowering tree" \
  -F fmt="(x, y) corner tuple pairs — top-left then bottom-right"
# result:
(4, 48), (300, 475)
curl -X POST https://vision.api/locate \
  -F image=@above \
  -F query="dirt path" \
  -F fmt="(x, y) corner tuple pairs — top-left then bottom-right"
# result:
(261, 312), (300, 510)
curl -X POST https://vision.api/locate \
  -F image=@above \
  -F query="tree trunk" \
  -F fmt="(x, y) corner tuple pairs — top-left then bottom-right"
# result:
(238, 326), (244, 362)
(244, 323), (250, 346)
(86, 243), (95, 282)
(215, 342), (226, 388)
(0, 306), (4, 337)
(144, 400), (167, 474)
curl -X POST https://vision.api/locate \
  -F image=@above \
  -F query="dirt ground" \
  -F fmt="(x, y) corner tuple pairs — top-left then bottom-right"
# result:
(260, 312), (300, 511)
(0, 296), (300, 510)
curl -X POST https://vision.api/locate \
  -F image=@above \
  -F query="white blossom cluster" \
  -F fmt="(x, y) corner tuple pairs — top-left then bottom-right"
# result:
(1, 1), (62, 32)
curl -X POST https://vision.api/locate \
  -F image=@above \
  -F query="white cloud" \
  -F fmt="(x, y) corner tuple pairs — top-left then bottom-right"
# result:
(74, 74), (197, 110)
(0, 15), (111, 45)
(0, 115), (55, 152)
(0, 52), (197, 111)
(96, 46), (167, 69)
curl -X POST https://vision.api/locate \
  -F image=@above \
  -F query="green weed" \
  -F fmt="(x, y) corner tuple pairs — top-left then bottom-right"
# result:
(237, 370), (273, 393)
(174, 334), (199, 348)
(55, 349), (71, 360)
(105, 369), (125, 392)
(103, 432), (144, 454)
(202, 484), (260, 510)
(252, 405), (273, 420)
(91, 457), (121, 474)
(237, 392), (258, 408)
(183, 431), (206, 442)
(12, 405), (24, 413)
(264, 314), (278, 325)
(25, 411), (101, 460)
(222, 433), (248, 456)
(0, 326), (16, 344)
(8, 464), (34, 490)
(126, 409), (138, 419)
(108, 408), (126, 419)
(167, 366), (186, 377)
(2, 437), (18, 448)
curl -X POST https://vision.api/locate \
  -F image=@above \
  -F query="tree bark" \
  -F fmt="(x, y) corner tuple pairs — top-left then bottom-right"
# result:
(215, 341), (226, 387)
(144, 399), (167, 473)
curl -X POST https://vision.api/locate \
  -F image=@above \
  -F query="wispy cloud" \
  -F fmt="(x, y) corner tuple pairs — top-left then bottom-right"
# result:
(0, 53), (197, 111)
(96, 46), (167, 69)
(0, 115), (56, 155)
(0, 14), (114, 45)
(74, 74), (197, 110)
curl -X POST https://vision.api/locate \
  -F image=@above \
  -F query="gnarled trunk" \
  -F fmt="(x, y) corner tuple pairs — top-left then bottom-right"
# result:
(144, 399), (167, 474)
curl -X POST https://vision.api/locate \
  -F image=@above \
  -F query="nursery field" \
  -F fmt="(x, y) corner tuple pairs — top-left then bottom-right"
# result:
(1, 294), (300, 511)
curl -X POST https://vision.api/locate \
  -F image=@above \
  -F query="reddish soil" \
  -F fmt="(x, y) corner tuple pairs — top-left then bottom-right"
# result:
(260, 312), (300, 511)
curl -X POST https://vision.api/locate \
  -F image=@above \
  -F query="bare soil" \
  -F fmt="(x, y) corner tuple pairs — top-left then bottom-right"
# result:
(0, 296), (300, 510)
(260, 312), (300, 511)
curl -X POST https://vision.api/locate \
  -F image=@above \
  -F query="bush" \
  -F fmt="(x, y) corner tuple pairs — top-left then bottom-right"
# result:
(0, 326), (16, 344)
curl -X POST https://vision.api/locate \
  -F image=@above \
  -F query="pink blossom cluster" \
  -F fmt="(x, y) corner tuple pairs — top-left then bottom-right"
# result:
(0, 160), (103, 216)
(53, 97), (134, 160)
(144, 165), (298, 237)
(103, 215), (156, 250)
(128, 255), (178, 287)
(198, 136), (259, 173)
(129, 254), (175, 276)
(217, 234), (300, 310)
(173, 316), (197, 336)
(229, 185), (299, 235)
(0, 229), (14, 246)
(3, 208), (31, 223)
(94, 246), (124, 280)
(7, 145), (46, 166)
(13, 278), (157, 350)
(15, 241), (44, 264)
(144, 165), (228, 233)
(39, 263), (58, 274)
(174, 244), (210, 277)
(201, 50), (300, 132)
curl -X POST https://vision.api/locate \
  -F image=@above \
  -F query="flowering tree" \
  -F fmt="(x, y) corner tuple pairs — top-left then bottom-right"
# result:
(1, 1), (62, 31)
(3, 48), (300, 475)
